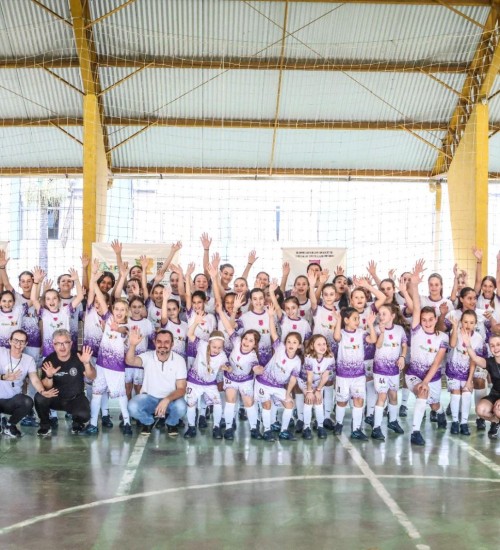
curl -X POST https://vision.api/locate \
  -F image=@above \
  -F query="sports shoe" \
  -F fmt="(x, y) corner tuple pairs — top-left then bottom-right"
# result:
(288, 418), (295, 430)
(317, 426), (328, 439)
(250, 428), (262, 440)
(238, 408), (247, 420)
(37, 427), (52, 437)
(399, 404), (408, 417)
(212, 426), (222, 439)
(49, 417), (59, 428)
(387, 420), (404, 434)
(460, 423), (471, 436)
(488, 422), (499, 439)
(351, 429), (368, 441)
(476, 418), (486, 431)
(430, 410), (438, 423)
(3, 424), (21, 438)
(81, 424), (98, 436)
(219, 418), (226, 429)
(21, 415), (39, 427)
(371, 426), (385, 441)
(279, 429), (296, 441)
(167, 424), (179, 437)
(302, 427), (313, 440)
(198, 415), (208, 429)
(141, 424), (153, 435)
(312, 419), (318, 431)
(101, 415), (113, 428)
(437, 412), (447, 429)
(270, 421), (281, 432)
(294, 419), (305, 433)
(223, 428), (234, 440)
(446, 403), (452, 416)
(184, 426), (197, 438)
(411, 430), (425, 446)
(450, 421), (459, 435)
(122, 423), (133, 436)
(323, 418), (335, 431)
(364, 414), (374, 427)
(71, 423), (84, 435)
(333, 422), (343, 435)
(262, 430), (276, 442)
(0, 416), (7, 428)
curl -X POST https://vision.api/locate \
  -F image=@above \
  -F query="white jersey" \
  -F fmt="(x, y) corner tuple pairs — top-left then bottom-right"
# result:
(312, 305), (338, 351)
(477, 293), (500, 316)
(420, 295), (454, 317)
(225, 333), (259, 383)
(279, 315), (311, 344)
(161, 319), (188, 358)
(255, 340), (301, 388)
(187, 339), (228, 385)
(446, 330), (485, 382)
(444, 308), (496, 341)
(15, 291), (41, 349)
(41, 305), (72, 357)
(83, 305), (110, 357)
(299, 355), (335, 386)
(0, 348), (36, 399)
(146, 299), (162, 330)
(336, 329), (367, 378)
(0, 305), (23, 349)
(127, 317), (154, 357)
(239, 310), (273, 365)
(373, 324), (408, 376)
(408, 325), (448, 383)
(186, 309), (217, 342)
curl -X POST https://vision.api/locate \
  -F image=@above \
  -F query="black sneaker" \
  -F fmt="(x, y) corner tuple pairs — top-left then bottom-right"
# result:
(279, 429), (296, 441)
(167, 424), (179, 437)
(364, 414), (374, 427)
(250, 428), (262, 440)
(223, 428), (234, 440)
(37, 427), (52, 437)
(302, 427), (313, 440)
(450, 421), (459, 435)
(49, 417), (59, 428)
(20, 415), (39, 427)
(460, 423), (471, 436)
(430, 410), (438, 423)
(411, 430), (425, 446)
(437, 412), (447, 429)
(333, 422), (343, 435)
(288, 418), (295, 430)
(238, 408), (247, 420)
(488, 422), (499, 439)
(387, 420), (404, 434)
(220, 418), (226, 429)
(317, 426), (328, 439)
(184, 426), (197, 438)
(294, 419), (305, 433)
(446, 403), (452, 416)
(3, 424), (21, 438)
(351, 429), (368, 441)
(81, 424), (98, 436)
(101, 415), (113, 428)
(371, 427), (385, 441)
(141, 424), (153, 435)
(323, 418), (335, 431)
(270, 421), (281, 432)
(262, 430), (276, 442)
(198, 415), (208, 429)
(122, 423), (133, 436)
(476, 418), (486, 431)
(399, 405), (408, 418)
(212, 426), (223, 439)
(71, 423), (84, 435)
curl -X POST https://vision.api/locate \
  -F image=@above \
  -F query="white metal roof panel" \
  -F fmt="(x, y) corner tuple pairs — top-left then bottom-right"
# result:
(489, 132), (500, 173)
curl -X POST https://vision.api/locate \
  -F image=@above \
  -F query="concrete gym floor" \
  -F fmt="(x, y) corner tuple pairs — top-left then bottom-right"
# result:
(0, 395), (499, 550)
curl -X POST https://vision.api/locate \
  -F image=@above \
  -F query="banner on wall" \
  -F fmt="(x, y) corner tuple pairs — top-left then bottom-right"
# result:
(92, 243), (180, 284)
(281, 247), (347, 289)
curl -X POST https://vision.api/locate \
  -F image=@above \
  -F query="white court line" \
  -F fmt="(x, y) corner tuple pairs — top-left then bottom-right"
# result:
(115, 434), (150, 497)
(337, 434), (430, 550)
(1, 473), (496, 537)
(452, 438), (500, 477)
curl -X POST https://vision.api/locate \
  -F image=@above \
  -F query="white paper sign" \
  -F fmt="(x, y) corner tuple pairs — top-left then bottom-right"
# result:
(281, 247), (347, 289)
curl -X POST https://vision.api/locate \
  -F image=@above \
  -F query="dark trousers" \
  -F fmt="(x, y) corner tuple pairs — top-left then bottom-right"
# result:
(0, 394), (34, 425)
(34, 393), (90, 429)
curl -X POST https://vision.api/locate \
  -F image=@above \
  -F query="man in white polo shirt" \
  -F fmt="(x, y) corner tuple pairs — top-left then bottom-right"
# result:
(126, 327), (187, 436)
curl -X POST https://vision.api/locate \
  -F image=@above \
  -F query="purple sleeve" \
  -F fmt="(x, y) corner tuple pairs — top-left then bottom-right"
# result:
(187, 338), (199, 358)
(304, 358), (312, 372)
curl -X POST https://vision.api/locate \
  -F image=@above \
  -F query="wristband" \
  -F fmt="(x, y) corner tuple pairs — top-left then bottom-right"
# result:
(0, 374), (4, 381)
(399, 355), (405, 359)
(305, 390), (313, 394)
(46, 376), (53, 380)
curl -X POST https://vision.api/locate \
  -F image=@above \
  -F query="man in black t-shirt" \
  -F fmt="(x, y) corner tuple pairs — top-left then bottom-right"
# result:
(34, 329), (96, 436)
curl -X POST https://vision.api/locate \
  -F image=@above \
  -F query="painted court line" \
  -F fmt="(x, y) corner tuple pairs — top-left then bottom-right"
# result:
(337, 434), (430, 550)
(115, 434), (150, 497)
(453, 438), (500, 477)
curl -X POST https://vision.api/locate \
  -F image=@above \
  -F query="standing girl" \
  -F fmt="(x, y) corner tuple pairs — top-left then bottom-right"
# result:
(239, 288), (274, 366)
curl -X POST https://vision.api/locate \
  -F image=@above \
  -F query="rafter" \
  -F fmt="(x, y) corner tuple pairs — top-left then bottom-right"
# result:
(257, 1), (492, 5)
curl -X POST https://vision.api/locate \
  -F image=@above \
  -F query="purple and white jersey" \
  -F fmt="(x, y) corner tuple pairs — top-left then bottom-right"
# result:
(420, 295), (454, 317)
(336, 329), (367, 378)
(279, 315), (311, 344)
(61, 298), (82, 352)
(16, 292), (41, 348)
(299, 355), (335, 386)
(187, 338), (228, 386)
(256, 340), (301, 389)
(146, 299), (162, 330)
(358, 304), (377, 360)
(41, 305), (73, 357)
(83, 304), (110, 357)
(96, 319), (128, 372)
(127, 317), (154, 359)
(408, 325), (448, 383)
(186, 309), (217, 342)
(285, 291), (313, 324)
(239, 310), (273, 365)
(312, 305), (338, 352)
(161, 319), (188, 358)
(446, 330), (485, 381)
(373, 324), (408, 376)
(0, 305), (23, 349)
(444, 308), (495, 341)
(225, 333), (259, 383)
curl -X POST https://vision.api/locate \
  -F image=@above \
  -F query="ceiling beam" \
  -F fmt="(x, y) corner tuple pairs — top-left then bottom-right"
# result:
(255, 1), (492, 5)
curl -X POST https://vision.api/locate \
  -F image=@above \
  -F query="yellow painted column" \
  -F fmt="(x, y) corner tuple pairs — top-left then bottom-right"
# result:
(446, 102), (488, 274)
(82, 94), (109, 259)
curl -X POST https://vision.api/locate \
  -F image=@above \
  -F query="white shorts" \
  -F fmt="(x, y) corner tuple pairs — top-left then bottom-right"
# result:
(335, 375), (366, 403)
(364, 360), (373, 378)
(186, 382), (221, 407)
(473, 366), (488, 380)
(125, 367), (144, 385)
(373, 373), (400, 394)
(405, 374), (441, 405)
(254, 380), (287, 406)
(93, 365), (126, 398)
(447, 378), (472, 392)
(223, 377), (254, 398)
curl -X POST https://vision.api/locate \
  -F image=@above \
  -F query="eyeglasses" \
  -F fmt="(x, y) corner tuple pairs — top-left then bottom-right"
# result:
(53, 341), (71, 347)
(11, 338), (27, 346)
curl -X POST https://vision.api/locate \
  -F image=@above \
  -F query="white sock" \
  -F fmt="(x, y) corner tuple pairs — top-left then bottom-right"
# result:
(213, 403), (222, 427)
(314, 404), (325, 427)
(281, 408), (293, 432)
(224, 402), (236, 426)
(374, 405), (384, 429)
(366, 380), (376, 416)
(450, 393), (461, 422)
(352, 407), (363, 431)
(262, 408), (272, 431)
(295, 393), (304, 421)
(324, 386), (334, 417)
(270, 403), (277, 423)
(101, 393), (109, 415)
(303, 403), (312, 428)
(118, 395), (130, 424)
(187, 406), (197, 427)
(388, 403), (398, 423)
(90, 394), (102, 426)
(199, 396), (207, 416)
(219, 392), (226, 413)
(246, 405), (258, 429)
(412, 398), (427, 432)
(336, 405), (346, 425)
(461, 391), (472, 423)
(401, 388), (410, 405)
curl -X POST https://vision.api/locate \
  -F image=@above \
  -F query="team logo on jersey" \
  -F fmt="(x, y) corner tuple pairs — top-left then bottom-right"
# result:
(328, 316), (333, 321)
(292, 324), (297, 329)
(389, 335), (393, 340)
(69, 368), (78, 377)
(300, 310), (305, 316)
(281, 359), (286, 365)
(258, 320), (264, 326)
(427, 339), (432, 345)
(350, 337), (355, 342)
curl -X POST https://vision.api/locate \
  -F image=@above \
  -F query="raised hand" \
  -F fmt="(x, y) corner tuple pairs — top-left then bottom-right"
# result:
(81, 254), (90, 269)
(186, 262), (195, 277)
(472, 246), (483, 262)
(319, 269), (330, 284)
(171, 241), (182, 252)
(77, 345), (93, 364)
(200, 233), (212, 250)
(128, 325), (144, 347)
(0, 249), (9, 269)
(42, 361), (61, 378)
(248, 250), (258, 266)
(68, 267), (80, 282)
(140, 255), (149, 271)
(366, 260), (377, 277)
(33, 267), (46, 284)
(110, 240), (122, 255)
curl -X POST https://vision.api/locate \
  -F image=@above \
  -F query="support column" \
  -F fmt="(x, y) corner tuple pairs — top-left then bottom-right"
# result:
(447, 102), (488, 273)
